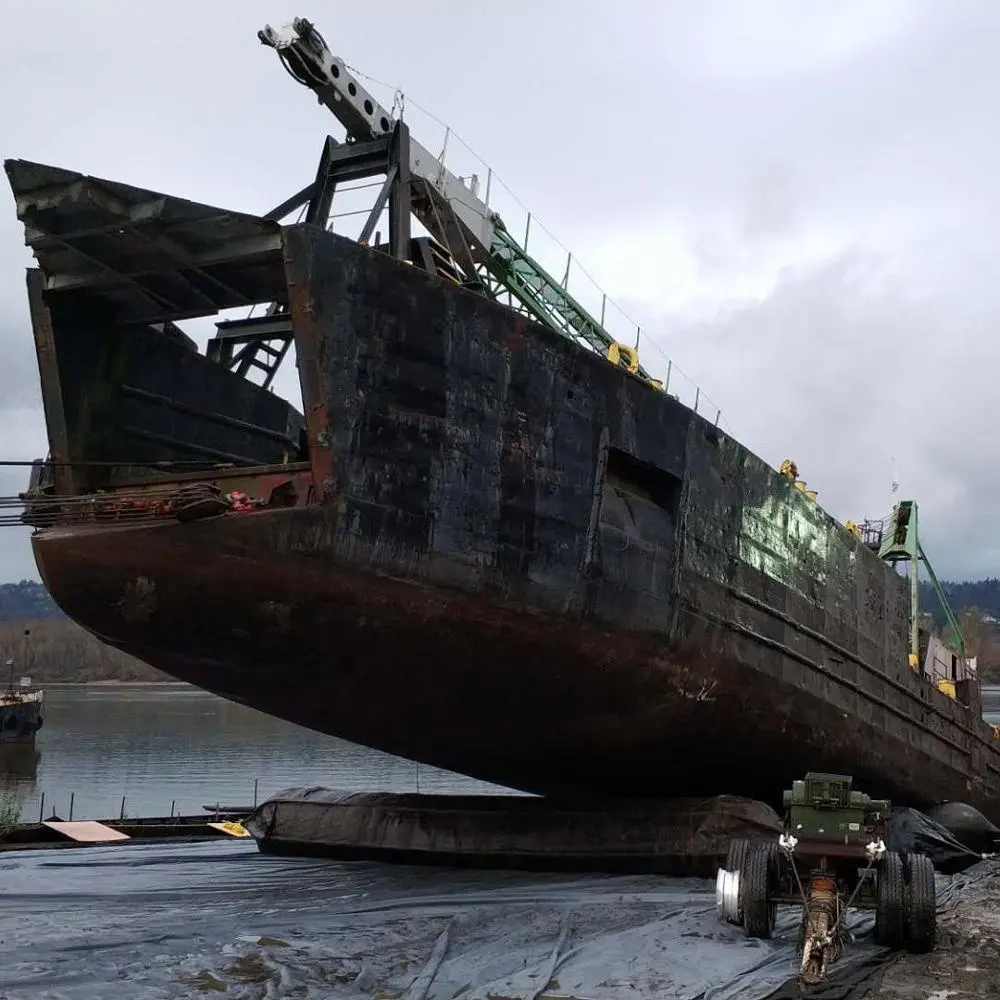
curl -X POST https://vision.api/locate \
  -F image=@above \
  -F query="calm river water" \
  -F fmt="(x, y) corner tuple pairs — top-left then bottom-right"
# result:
(0, 684), (509, 822)
(2, 683), (999, 824)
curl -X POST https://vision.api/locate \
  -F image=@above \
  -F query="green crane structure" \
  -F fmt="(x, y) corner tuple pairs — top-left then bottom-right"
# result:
(873, 500), (966, 665)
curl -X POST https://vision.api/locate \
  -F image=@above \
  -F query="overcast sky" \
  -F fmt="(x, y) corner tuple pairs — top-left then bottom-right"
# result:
(1, 0), (998, 582)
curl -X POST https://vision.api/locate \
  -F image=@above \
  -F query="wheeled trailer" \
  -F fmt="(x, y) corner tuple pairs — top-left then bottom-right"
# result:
(716, 772), (936, 985)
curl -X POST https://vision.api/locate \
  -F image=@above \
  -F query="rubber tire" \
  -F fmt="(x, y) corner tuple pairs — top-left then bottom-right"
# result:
(742, 842), (778, 940)
(723, 838), (751, 926)
(727, 838), (750, 875)
(875, 850), (905, 949)
(903, 852), (936, 954)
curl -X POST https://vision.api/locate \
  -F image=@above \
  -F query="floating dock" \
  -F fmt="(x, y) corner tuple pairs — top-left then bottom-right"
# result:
(1, 811), (250, 852)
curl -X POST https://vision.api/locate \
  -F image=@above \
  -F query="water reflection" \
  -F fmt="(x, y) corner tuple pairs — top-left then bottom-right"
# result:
(0, 743), (39, 824)
(0, 743), (40, 781)
(25, 685), (509, 822)
(11, 684), (1000, 824)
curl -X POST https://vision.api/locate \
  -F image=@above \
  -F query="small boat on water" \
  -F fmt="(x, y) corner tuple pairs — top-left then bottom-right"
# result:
(0, 656), (43, 745)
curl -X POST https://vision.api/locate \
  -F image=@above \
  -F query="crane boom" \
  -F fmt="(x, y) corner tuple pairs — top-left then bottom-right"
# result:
(258, 17), (654, 380)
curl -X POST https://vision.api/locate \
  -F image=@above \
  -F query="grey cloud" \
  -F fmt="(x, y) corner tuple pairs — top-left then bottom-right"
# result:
(741, 163), (799, 239)
(0, 410), (46, 581)
(0, 318), (44, 410)
(623, 232), (1000, 580)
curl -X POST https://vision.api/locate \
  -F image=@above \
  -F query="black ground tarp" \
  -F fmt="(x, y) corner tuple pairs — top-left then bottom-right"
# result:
(763, 856), (1000, 1000)
(2, 812), (994, 999)
(763, 948), (899, 1000)
(2, 839), (887, 1000)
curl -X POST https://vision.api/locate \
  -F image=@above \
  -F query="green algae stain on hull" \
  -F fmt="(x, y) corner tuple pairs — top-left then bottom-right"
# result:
(740, 484), (831, 602)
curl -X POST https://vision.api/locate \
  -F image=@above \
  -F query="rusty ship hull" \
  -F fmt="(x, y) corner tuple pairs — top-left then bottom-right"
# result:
(10, 160), (1000, 815)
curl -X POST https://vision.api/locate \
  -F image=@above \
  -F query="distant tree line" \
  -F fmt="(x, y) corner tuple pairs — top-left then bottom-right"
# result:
(0, 617), (165, 684)
(919, 578), (1000, 627)
(0, 581), (165, 682)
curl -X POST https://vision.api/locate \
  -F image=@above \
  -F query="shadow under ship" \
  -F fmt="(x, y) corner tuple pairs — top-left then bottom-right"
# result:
(7, 17), (1000, 818)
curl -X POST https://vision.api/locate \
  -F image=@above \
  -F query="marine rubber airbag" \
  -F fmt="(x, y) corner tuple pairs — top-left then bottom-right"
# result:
(886, 806), (982, 873)
(925, 801), (1000, 853)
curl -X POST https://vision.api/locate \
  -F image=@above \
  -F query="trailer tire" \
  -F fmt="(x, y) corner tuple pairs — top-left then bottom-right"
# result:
(718, 838), (751, 925)
(727, 838), (750, 877)
(875, 850), (905, 949)
(903, 852), (936, 954)
(742, 842), (777, 940)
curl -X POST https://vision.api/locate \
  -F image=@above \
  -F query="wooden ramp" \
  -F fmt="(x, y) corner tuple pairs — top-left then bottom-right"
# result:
(42, 821), (130, 843)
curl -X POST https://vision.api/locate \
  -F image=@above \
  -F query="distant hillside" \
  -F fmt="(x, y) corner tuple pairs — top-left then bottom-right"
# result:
(0, 580), (165, 682)
(0, 616), (165, 683)
(919, 578), (1000, 627)
(0, 580), (62, 625)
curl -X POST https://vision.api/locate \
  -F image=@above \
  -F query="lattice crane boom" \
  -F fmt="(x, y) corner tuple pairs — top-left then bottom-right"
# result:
(258, 17), (652, 380)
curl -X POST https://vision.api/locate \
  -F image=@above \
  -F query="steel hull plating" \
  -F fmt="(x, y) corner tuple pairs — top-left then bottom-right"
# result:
(24, 222), (1000, 817)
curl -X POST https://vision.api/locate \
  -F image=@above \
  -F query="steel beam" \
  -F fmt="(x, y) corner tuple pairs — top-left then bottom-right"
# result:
(26, 269), (74, 496)
(305, 136), (340, 228)
(209, 122), (415, 387)
(389, 121), (411, 260)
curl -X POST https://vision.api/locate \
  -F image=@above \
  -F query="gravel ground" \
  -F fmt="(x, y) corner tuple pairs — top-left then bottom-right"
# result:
(861, 861), (1000, 1000)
